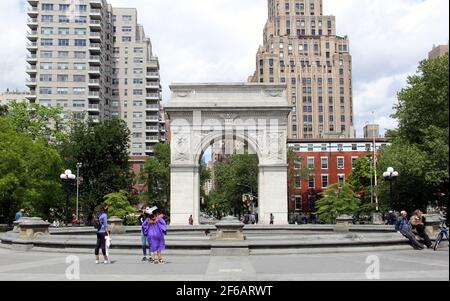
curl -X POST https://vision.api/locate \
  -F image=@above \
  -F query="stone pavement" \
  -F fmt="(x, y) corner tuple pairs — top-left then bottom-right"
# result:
(0, 246), (447, 281)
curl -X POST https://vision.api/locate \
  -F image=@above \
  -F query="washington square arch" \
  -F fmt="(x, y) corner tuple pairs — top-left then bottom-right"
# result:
(165, 83), (291, 225)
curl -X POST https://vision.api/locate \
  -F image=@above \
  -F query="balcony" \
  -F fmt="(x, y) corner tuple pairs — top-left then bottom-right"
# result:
(146, 82), (160, 89)
(147, 59), (159, 69)
(90, 8), (102, 19)
(146, 93), (160, 100)
(26, 65), (37, 74)
(89, 20), (102, 29)
(88, 91), (100, 99)
(89, 31), (102, 41)
(26, 54), (37, 63)
(88, 79), (100, 86)
(146, 72), (160, 79)
(145, 146), (154, 153)
(89, 55), (101, 64)
(27, 18), (38, 29)
(26, 30), (38, 41)
(146, 104), (160, 111)
(89, 43), (101, 52)
(26, 42), (38, 50)
(145, 136), (160, 143)
(90, 0), (103, 8)
(146, 126), (159, 132)
(88, 104), (100, 111)
(27, 6), (38, 16)
(88, 66), (101, 74)
(25, 78), (37, 87)
(145, 116), (159, 122)
(28, 0), (38, 5)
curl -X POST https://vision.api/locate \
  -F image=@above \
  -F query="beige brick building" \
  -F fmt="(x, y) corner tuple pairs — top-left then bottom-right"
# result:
(250, 0), (355, 139)
(0, 90), (30, 105)
(429, 44), (449, 60)
(26, 0), (164, 158)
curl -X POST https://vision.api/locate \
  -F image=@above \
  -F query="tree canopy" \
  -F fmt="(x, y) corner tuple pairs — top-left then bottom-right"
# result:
(379, 54), (449, 211)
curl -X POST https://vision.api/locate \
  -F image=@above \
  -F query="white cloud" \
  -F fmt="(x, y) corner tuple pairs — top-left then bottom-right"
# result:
(0, 0), (448, 137)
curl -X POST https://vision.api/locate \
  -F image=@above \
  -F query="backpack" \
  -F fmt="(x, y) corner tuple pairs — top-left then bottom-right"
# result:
(93, 214), (102, 231)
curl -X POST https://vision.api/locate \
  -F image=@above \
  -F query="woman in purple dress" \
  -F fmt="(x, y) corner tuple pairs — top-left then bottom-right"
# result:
(142, 211), (167, 264)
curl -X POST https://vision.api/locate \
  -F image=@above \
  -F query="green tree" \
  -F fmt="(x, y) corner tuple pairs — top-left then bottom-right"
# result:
(211, 154), (258, 216)
(142, 143), (170, 212)
(348, 156), (376, 215)
(0, 117), (64, 223)
(380, 54), (449, 211)
(3, 101), (67, 144)
(104, 190), (136, 224)
(377, 144), (431, 212)
(61, 118), (133, 222)
(316, 184), (361, 224)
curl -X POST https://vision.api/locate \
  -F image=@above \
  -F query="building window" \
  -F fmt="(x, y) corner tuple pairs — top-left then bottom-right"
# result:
(337, 157), (345, 170)
(307, 157), (314, 169)
(352, 144), (357, 151)
(308, 176), (315, 189)
(42, 4), (53, 11)
(338, 174), (345, 187)
(352, 157), (358, 169)
(74, 39), (86, 46)
(321, 144), (327, 151)
(58, 39), (69, 46)
(321, 157), (328, 170)
(74, 28), (87, 35)
(337, 144), (343, 151)
(41, 39), (53, 46)
(123, 15), (133, 22)
(322, 175), (329, 189)
(59, 15), (70, 23)
(295, 176), (301, 189)
(295, 196), (302, 211)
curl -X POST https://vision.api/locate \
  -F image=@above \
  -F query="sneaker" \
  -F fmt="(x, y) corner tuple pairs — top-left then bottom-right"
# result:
(95, 260), (99, 264)
(148, 258), (154, 264)
(142, 257), (148, 262)
(104, 260), (110, 264)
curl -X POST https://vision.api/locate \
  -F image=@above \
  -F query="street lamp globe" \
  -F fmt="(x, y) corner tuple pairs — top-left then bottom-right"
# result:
(387, 167), (394, 174)
(393, 171), (399, 177)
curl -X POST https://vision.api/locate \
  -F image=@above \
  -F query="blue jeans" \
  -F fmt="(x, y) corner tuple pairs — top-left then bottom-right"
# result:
(141, 230), (149, 256)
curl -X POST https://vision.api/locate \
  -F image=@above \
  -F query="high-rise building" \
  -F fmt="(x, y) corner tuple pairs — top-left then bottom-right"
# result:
(250, 0), (355, 139)
(25, 0), (164, 159)
(363, 124), (380, 139)
(429, 44), (449, 60)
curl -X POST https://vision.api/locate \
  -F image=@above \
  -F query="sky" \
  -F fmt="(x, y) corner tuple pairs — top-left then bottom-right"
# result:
(0, 0), (448, 137)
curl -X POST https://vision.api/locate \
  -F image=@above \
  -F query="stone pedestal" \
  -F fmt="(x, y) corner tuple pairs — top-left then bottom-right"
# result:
(334, 215), (353, 232)
(19, 217), (50, 239)
(215, 216), (246, 241)
(372, 212), (384, 225)
(424, 214), (442, 237)
(108, 216), (126, 234)
(13, 217), (30, 233)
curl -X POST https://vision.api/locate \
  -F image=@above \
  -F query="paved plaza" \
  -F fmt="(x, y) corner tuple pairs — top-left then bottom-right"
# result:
(0, 246), (447, 281)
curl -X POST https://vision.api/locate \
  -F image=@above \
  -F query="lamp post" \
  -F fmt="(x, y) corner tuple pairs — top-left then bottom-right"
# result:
(60, 169), (76, 225)
(383, 167), (399, 210)
(76, 163), (82, 223)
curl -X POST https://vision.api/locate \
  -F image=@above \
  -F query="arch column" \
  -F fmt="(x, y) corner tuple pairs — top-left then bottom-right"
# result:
(258, 164), (289, 225)
(170, 164), (201, 225)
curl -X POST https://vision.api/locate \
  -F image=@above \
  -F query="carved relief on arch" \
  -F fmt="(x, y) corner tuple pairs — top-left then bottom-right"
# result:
(172, 133), (191, 162)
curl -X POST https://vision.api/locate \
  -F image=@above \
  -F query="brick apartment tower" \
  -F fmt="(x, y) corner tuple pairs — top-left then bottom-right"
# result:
(25, 0), (165, 160)
(250, 0), (355, 139)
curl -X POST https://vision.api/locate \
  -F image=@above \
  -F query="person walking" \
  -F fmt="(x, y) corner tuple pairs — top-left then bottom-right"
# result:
(139, 206), (151, 261)
(270, 213), (274, 225)
(188, 215), (194, 226)
(411, 210), (432, 249)
(395, 210), (424, 250)
(94, 203), (110, 264)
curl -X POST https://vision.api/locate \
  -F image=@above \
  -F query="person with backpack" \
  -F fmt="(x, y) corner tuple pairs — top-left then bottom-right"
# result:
(94, 203), (110, 264)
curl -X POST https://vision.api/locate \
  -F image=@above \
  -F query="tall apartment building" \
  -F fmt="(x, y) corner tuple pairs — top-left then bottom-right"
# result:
(25, 0), (164, 159)
(250, 0), (355, 139)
